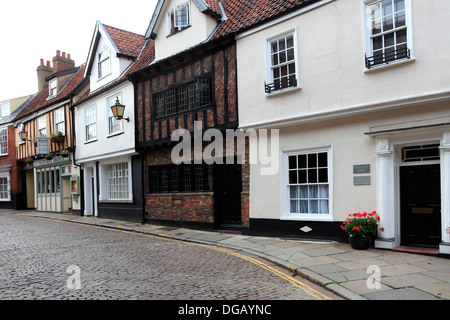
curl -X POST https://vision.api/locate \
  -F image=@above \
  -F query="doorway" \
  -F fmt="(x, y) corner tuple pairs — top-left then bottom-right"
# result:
(214, 164), (242, 229)
(399, 144), (441, 247)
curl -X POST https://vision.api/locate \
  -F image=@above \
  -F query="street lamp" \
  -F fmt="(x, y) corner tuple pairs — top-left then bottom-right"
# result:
(19, 130), (29, 141)
(111, 98), (130, 122)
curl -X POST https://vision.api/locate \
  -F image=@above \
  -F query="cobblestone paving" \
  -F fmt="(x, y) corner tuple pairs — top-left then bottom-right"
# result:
(0, 214), (338, 300)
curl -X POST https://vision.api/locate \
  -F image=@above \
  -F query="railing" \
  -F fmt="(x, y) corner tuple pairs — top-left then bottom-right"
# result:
(365, 47), (411, 69)
(265, 77), (298, 94)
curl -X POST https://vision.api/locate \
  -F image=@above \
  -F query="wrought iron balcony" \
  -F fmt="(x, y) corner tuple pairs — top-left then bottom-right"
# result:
(265, 77), (298, 94)
(365, 47), (411, 69)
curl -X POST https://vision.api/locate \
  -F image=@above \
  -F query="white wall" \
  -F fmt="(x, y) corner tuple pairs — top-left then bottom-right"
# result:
(89, 30), (133, 93)
(74, 81), (136, 162)
(236, 0), (450, 129)
(153, 0), (219, 61)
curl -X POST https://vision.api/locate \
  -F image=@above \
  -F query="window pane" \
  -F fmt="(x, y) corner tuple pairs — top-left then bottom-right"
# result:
(394, 0), (405, 11)
(289, 170), (297, 184)
(395, 11), (406, 27)
(382, 0), (392, 16)
(288, 156), (297, 169)
(385, 33), (395, 48)
(383, 14), (393, 31)
(396, 29), (407, 44)
(298, 170), (307, 184)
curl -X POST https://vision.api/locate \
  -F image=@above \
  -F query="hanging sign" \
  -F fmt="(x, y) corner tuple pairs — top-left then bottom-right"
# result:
(35, 136), (50, 155)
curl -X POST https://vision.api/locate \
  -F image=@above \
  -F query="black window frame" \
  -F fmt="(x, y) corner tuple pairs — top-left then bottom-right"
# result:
(147, 163), (213, 194)
(153, 76), (213, 119)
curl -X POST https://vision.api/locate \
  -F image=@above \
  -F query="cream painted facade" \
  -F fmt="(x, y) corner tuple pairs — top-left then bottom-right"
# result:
(236, 0), (450, 254)
(148, 0), (222, 61)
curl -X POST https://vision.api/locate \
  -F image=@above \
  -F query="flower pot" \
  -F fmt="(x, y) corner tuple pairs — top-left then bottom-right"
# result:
(51, 136), (65, 143)
(348, 234), (372, 250)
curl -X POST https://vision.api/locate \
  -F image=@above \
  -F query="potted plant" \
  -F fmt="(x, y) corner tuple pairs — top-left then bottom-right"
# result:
(25, 157), (33, 165)
(45, 153), (54, 161)
(59, 150), (70, 158)
(50, 131), (65, 143)
(341, 211), (380, 250)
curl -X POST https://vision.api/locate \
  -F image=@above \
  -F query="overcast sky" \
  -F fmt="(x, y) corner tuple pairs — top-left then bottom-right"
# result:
(0, 0), (158, 103)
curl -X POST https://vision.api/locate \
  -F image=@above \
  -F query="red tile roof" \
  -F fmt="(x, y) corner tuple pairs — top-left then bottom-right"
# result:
(213, 0), (316, 39)
(15, 65), (87, 121)
(103, 24), (146, 58)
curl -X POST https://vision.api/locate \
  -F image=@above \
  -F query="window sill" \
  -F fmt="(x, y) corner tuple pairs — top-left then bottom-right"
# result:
(107, 131), (124, 139)
(265, 86), (301, 98)
(364, 57), (415, 73)
(97, 73), (112, 82)
(84, 139), (98, 145)
(281, 215), (334, 222)
(99, 200), (134, 204)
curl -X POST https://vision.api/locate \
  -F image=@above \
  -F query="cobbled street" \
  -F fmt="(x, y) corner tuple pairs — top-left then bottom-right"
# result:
(0, 212), (339, 300)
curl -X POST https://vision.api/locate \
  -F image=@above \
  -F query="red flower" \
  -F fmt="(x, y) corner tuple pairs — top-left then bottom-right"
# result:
(376, 216), (380, 221)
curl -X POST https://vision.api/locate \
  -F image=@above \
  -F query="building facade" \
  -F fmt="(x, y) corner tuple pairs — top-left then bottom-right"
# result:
(73, 21), (146, 222)
(129, 0), (250, 231)
(0, 95), (34, 209)
(14, 51), (88, 213)
(235, 0), (450, 254)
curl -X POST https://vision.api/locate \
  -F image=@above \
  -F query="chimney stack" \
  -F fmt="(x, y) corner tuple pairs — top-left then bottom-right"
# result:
(52, 50), (75, 73)
(37, 58), (53, 92)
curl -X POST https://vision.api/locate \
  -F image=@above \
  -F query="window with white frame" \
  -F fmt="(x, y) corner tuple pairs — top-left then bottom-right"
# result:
(1, 101), (10, 117)
(283, 147), (332, 220)
(54, 107), (65, 135)
(107, 162), (129, 200)
(38, 115), (47, 137)
(0, 128), (7, 155)
(364, 0), (411, 69)
(0, 173), (10, 201)
(167, 2), (190, 36)
(107, 95), (123, 135)
(98, 48), (111, 79)
(85, 106), (97, 142)
(49, 79), (57, 98)
(265, 30), (298, 94)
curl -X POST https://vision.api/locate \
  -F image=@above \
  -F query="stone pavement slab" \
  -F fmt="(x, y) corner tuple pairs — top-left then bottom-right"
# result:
(363, 287), (442, 300)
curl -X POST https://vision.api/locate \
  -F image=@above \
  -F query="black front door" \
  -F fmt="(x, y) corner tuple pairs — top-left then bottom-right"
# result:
(400, 164), (441, 247)
(214, 164), (242, 229)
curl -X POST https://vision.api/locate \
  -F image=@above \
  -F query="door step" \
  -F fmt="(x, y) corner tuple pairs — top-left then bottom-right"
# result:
(393, 246), (440, 255)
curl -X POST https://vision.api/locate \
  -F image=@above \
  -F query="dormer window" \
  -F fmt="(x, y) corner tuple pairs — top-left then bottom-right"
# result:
(98, 48), (111, 79)
(49, 79), (57, 98)
(167, 2), (190, 36)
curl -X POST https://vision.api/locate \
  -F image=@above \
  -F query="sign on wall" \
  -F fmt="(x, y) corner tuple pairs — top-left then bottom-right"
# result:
(35, 136), (49, 155)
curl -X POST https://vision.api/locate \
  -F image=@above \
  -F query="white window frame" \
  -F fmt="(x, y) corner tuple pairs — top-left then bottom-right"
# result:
(49, 79), (58, 98)
(1, 101), (10, 118)
(107, 162), (129, 200)
(166, 2), (190, 36)
(0, 171), (11, 202)
(98, 48), (111, 79)
(85, 106), (97, 142)
(107, 94), (124, 136)
(37, 115), (47, 137)
(0, 128), (7, 156)
(362, 0), (414, 71)
(281, 145), (333, 221)
(54, 107), (65, 135)
(98, 157), (133, 202)
(264, 28), (300, 95)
